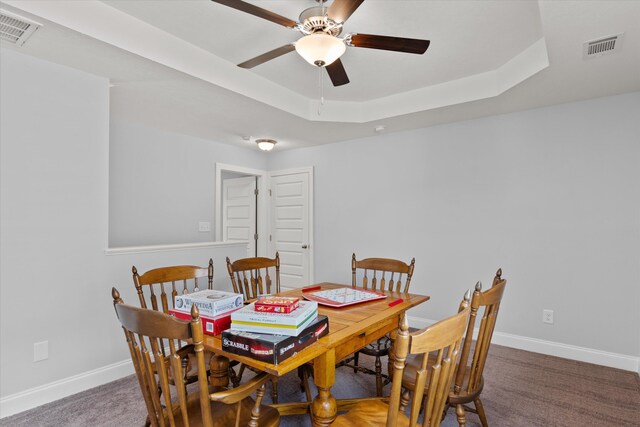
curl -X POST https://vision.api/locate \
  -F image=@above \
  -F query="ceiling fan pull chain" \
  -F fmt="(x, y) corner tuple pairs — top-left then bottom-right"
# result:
(317, 66), (324, 116)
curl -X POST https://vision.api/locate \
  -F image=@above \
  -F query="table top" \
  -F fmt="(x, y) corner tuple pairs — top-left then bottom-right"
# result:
(202, 282), (429, 376)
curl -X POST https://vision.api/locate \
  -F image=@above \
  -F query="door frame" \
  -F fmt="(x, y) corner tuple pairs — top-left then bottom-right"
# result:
(268, 166), (315, 285)
(215, 163), (268, 257)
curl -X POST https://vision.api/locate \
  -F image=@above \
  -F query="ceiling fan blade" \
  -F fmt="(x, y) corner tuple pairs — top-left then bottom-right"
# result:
(326, 59), (350, 86)
(238, 44), (296, 69)
(327, 0), (364, 24)
(211, 0), (298, 28)
(349, 33), (430, 54)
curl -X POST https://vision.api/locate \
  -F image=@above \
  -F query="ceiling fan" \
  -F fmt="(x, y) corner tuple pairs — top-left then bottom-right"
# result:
(211, 0), (431, 87)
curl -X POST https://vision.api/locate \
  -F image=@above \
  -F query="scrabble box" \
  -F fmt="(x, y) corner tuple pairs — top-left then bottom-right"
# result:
(222, 315), (328, 365)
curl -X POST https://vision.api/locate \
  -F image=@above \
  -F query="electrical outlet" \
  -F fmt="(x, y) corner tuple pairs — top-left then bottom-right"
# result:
(542, 309), (554, 324)
(34, 341), (48, 362)
(198, 221), (211, 232)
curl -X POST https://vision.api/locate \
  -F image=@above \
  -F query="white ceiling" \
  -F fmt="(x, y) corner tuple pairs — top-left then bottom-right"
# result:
(1, 0), (639, 150)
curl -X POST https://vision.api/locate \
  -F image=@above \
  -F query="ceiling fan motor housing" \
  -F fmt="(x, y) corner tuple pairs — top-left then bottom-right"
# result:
(299, 6), (342, 36)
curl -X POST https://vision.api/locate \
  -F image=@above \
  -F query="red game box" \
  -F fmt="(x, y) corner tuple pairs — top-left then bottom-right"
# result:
(254, 296), (300, 314)
(169, 308), (238, 336)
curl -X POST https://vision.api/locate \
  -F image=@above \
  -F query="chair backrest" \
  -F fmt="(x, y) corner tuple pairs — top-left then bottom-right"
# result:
(112, 287), (212, 427)
(132, 259), (214, 313)
(453, 268), (507, 397)
(113, 287), (273, 427)
(351, 253), (415, 293)
(226, 253), (280, 300)
(387, 293), (471, 427)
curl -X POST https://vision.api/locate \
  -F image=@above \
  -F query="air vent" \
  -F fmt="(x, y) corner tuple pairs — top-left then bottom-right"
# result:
(583, 33), (623, 59)
(0, 9), (41, 46)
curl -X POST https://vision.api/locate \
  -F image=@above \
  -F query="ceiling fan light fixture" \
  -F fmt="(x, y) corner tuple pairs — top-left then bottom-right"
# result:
(295, 33), (346, 67)
(256, 138), (277, 151)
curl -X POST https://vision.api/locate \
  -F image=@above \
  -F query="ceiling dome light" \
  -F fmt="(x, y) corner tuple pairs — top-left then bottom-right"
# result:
(295, 33), (346, 67)
(256, 138), (277, 151)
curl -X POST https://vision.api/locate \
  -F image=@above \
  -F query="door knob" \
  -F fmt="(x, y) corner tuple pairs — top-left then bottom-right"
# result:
(302, 245), (308, 249)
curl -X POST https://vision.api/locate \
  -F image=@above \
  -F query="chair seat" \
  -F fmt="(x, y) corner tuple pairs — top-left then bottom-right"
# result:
(167, 392), (280, 427)
(447, 375), (484, 404)
(401, 353), (484, 402)
(330, 399), (410, 427)
(159, 349), (215, 385)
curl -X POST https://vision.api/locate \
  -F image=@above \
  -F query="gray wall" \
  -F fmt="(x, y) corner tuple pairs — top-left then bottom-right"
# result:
(0, 49), (253, 401)
(1, 48), (110, 396)
(268, 92), (640, 358)
(109, 120), (267, 247)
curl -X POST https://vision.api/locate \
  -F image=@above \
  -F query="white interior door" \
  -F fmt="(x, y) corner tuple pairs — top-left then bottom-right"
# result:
(222, 176), (256, 256)
(269, 168), (313, 289)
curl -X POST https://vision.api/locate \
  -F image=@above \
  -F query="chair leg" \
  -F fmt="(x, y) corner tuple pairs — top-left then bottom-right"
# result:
(299, 365), (313, 403)
(229, 367), (239, 388)
(232, 364), (246, 388)
(456, 403), (467, 427)
(302, 365), (313, 403)
(353, 351), (360, 374)
(271, 378), (279, 404)
(441, 404), (451, 422)
(298, 366), (307, 392)
(300, 365), (314, 424)
(400, 388), (411, 412)
(251, 384), (266, 426)
(474, 398), (489, 427)
(374, 354), (383, 397)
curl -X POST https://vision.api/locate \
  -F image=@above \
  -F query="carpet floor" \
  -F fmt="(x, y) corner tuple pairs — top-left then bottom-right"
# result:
(2, 344), (639, 426)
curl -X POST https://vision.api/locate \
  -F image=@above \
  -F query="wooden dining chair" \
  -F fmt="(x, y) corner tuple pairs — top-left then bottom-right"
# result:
(132, 259), (214, 312)
(330, 292), (471, 427)
(111, 288), (280, 427)
(132, 259), (221, 389)
(226, 253), (281, 401)
(401, 269), (507, 427)
(226, 253), (280, 301)
(337, 253), (416, 396)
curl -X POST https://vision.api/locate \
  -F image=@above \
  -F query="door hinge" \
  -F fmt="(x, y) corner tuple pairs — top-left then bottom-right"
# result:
(268, 189), (272, 196)
(254, 233), (258, 241)
(254, 188), (259, 196)
(269, 234), (272, 241)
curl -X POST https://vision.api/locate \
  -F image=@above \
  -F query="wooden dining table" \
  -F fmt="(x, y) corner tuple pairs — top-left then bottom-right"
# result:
(203, 282), (429, 427)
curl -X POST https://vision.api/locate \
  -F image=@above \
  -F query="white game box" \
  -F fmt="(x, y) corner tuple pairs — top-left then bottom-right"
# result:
(173, 289), (244, 318)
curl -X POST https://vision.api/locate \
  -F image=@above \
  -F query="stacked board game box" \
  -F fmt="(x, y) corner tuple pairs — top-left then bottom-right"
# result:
(230, 300), (318, 336)
(168, 308), (238, 336)
(254, 296), (300, 314)
(222, 315), (329, 364)
(173, 289), (244, 317)
(169, 289), (244, 336)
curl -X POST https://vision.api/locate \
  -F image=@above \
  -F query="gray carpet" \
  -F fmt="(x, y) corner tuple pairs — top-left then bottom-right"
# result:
(2, 345), (639, 426)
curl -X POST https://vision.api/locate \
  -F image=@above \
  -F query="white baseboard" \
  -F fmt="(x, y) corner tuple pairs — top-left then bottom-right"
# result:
(0, 359), (133, 419)
(407, 315), (640, 373)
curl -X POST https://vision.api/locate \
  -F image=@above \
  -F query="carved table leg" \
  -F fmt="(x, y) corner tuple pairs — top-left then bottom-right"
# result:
(209, 354), (229, 390)
(312, 349), (337, 427)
